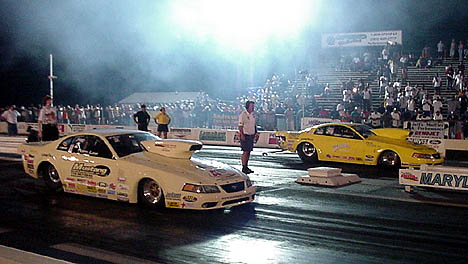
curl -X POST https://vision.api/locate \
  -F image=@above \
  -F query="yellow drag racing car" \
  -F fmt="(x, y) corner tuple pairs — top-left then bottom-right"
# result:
(276, 123), (443, 168)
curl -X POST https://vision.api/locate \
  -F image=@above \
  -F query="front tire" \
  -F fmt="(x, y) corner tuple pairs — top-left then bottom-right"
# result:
(297, 142), (318, 164)
(138, 178), (165, 208)
(41, 163), (62, 191)
(378, 151), (401, 168)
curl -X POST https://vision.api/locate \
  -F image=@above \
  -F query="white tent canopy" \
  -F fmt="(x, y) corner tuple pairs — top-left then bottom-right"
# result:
(118, 92), (207, 104)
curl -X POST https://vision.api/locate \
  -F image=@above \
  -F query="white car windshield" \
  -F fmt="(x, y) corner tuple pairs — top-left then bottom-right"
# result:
(352, 124), (376, 138)
(106, 133), (159, 157)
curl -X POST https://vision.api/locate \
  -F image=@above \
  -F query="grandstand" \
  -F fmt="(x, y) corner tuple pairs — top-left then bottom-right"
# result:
(290, 57), (463, 116)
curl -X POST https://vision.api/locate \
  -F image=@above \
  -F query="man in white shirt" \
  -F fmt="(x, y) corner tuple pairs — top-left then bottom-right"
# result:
(1, 105), (21, 136)
(370, 111), (382, 128)
(391, 108), (401, 128)
(238, 101), (259, 174)
(437, 40), (444, 59)
(433, 98), (443, 114)
(433, 111), (443, 121)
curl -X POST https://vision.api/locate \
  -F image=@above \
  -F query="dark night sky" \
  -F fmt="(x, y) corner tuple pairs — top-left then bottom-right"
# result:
(1, 0), (468, 106)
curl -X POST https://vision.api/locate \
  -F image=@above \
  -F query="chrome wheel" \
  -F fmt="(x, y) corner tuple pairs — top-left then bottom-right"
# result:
(48, 165), (60, 183)
(302, 143), (316, 157)
(142, 180), (163, 204)
(379, 151), (400, 167)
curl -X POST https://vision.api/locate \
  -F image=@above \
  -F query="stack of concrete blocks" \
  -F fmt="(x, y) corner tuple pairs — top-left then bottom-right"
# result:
(296, 167), (361, 186)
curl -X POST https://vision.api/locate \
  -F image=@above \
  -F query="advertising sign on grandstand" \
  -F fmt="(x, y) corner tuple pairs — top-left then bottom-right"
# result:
(404, 121), (448, 155)
(322, 30), (402, 48)
(301, 117), (335, 130)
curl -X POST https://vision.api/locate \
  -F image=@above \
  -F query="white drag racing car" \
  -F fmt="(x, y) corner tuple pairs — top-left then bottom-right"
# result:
(18, 129), (255, 210)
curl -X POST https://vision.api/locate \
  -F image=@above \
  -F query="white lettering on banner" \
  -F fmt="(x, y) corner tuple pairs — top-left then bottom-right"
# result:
(322, 30), (402, 48)
(301, 117), (334, 130)
(400, 169), (468, 191)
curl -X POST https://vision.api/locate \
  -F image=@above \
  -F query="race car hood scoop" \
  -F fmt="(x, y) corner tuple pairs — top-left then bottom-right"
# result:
(140, 139), (203, 159)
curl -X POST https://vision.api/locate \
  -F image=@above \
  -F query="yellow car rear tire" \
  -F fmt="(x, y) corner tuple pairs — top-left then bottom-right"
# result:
(297, 142), (318, 164)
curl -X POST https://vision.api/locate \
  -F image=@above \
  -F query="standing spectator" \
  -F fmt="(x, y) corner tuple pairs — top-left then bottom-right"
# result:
(350, 107), (361, 123)
(238, 101), (258, 174)
(391, 108), (401, 128)
(458, 92), (467, 116)
(284, 107), (295, 131)
(422, 100), (432, 116)
(459, 41), (464, 61)
(447, 111), (458, 139)
(1, 105), (20, 136)
(133, 104), (151, 131)
(432, 73), (442, 94)
(382, 111), (392, 128)
(265, 107), (276, 131)
(384, 96), (394, 112)
(370, 111), (382, 128)
(38, 96), (59, 141)
(154, 107), (171, 139)
(450, 39), (456, 58)
(447, 95), (459, 115)
(446, 65), (454, 89)
(433, 111), (443, 121)
(455, 71), (464, 91)
(433, 98), (443, 114)
(437, 40), (444, 59)
(362, 86), (372, 112)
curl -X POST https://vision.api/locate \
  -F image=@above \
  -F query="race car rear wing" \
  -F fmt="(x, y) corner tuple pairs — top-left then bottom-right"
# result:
(140, 139), (203, 159)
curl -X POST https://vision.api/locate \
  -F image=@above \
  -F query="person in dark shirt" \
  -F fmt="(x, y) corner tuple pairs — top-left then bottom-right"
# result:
(133, 104), (151, 131)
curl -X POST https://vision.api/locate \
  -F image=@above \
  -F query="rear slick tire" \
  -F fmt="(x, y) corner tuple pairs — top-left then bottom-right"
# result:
(297, 142), (318, 164)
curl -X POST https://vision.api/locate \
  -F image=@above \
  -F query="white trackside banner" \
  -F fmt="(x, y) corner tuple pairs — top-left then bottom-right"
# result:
(322, 30), (402, 48)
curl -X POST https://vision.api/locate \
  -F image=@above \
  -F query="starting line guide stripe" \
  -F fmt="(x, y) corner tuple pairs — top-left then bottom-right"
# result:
(0, 245), (72, 264)
(51, 243), (159, 264)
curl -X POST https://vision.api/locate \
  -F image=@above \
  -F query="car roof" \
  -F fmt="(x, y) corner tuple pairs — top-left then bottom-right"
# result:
(70, 129), (150, 137)
(313, 122), (356, 129)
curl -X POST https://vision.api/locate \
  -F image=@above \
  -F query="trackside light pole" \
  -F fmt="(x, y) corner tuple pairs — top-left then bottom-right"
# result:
(48, 54), (57, 106)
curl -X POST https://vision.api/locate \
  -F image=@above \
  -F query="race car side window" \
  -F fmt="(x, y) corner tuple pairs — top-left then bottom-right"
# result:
(314, 127), (326, 135)
(57, 137), (74, 152)
(87, 136), (113, 159)
(70, 136), (88, 154)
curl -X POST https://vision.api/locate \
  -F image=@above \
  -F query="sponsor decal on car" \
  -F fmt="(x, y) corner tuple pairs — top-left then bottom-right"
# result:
(401, 172), (418, 182)
(332, 144), (350, 152)
(117, 192), (128, 198)
(183, 195), (198, 202)
(166, 201), (181, 208)
(87, 180), (96, 186)
(77, 184), (87, 192)
(326, 154), (357, 161)
(107, 190), (116, 195)
(118, 177), (126, 183)
(208, 169), (237, 180)
(87, 186), (97, 193)
(117, 196), (129, 202)
(66, 177), (76, 182)
(71, 163), (110, 178)
(97, 193), (108, 199)
(166, 192), (181, 200)
(77, 179), (87, 184)
(365, 155), (374, 161)
(117, 184), (129, 191)
(97, 188), (106, 194)
(109, 183), (116, 190)
(98, 182), (107, 187)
